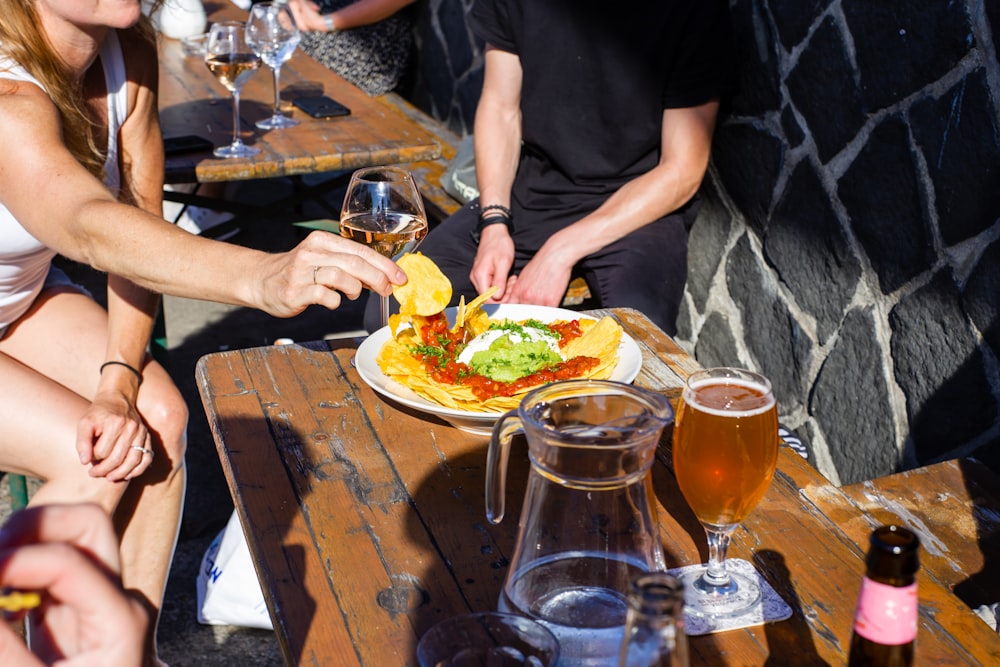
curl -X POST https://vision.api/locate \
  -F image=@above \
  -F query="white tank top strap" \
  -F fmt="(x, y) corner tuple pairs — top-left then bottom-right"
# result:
(101, 29), (128, 194)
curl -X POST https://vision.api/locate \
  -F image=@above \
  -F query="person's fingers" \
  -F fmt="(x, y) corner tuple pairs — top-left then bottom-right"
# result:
(0, 543), (147, 665)
(0, 623), (41, 667)
(304, 231), (406, 285)
(0, 505), (121, 574)
(87, 421), (147, 479)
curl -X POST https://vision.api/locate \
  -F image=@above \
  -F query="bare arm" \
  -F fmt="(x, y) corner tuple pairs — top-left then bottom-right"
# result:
(503, 101), (721, 306)
(468, 45), (522, 299)
(104, 27), (164, 376)
(0, 83), (404, 318)
(79, 30), (165, 481)
(288, 0), (416, 32)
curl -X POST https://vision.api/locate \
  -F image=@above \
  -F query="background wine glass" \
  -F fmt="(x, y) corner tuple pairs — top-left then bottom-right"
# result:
(671, 367), (779, 618)
(339, 167), (428, 330)
(205, 21), (262, 158)
(246, 2), (301, 130)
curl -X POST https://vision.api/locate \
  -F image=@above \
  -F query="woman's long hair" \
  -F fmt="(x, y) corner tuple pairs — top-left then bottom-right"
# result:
(0, 1), (161, 178)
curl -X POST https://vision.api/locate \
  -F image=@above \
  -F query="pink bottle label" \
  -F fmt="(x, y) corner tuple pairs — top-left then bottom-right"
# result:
(852, 578), (918, 645)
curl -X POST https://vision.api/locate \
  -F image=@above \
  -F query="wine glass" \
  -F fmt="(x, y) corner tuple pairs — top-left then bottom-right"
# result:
(339, 167), (428, 330)
(671, 367), (779, 618)
(246, 2), (301, 130)
(205, 21), (262, 158)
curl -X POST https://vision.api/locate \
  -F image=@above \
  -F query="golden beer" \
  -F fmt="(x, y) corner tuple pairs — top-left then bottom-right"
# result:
(672, 376), (778, 527)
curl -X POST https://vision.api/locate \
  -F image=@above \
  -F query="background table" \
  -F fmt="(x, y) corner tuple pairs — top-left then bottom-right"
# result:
(158, 2), (441, 201)
(196, 308), (1000, 665)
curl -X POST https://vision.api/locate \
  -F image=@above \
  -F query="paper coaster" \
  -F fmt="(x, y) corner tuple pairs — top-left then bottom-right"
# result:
(666, 558), (793, 636)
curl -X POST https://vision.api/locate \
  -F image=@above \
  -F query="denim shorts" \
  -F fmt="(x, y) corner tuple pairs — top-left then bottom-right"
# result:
(0, 264), (93, 340)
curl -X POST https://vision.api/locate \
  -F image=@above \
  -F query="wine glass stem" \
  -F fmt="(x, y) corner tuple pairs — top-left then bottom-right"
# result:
(702, 526), (734, 587)
(231, 89), (243, 147)
(270, 65), (282, 118)
(379, 294), (390, 329)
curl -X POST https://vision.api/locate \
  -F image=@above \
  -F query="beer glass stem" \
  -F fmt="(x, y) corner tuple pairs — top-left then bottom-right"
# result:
(700, 526), (737, 590)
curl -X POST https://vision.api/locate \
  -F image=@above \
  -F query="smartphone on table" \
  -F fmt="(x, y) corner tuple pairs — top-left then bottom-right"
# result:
(163, 134), (214, 156)
(292, 95), (352, 119)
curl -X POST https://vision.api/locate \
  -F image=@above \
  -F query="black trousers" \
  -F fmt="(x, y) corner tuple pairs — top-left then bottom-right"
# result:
(364, 196), (698, 335)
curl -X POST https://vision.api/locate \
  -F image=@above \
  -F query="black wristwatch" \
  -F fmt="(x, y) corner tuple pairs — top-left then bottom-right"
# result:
(471, 204), (514, 244)
(471, 215), (513, 244)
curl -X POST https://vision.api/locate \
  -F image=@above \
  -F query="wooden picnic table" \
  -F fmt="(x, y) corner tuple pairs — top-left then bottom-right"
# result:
(158, 1), (441, 186)
(196, 307), (1000, 666)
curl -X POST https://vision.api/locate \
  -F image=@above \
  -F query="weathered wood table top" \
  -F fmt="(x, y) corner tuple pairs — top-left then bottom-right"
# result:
(195, 307), (1000, 665)
(158, 2), (441, 185)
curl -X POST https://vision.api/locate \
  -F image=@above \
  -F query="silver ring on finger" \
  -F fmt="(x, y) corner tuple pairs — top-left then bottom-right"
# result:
(131, 445), (154, 460)
(313, 266), (320, 284)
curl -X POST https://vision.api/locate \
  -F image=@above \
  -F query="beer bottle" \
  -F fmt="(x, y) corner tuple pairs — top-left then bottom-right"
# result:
(618, 572), (690, 667)
(847, 525), (920, 666)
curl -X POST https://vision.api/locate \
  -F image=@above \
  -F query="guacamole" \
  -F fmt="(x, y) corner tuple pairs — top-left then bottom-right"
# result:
(459, 323), (562, 382)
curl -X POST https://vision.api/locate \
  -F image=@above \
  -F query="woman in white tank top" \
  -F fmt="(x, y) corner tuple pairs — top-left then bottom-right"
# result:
(0, 2), (405, 664)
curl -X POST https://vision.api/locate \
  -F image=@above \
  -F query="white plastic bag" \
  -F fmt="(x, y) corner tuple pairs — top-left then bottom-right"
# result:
(196, 510), (273, 630)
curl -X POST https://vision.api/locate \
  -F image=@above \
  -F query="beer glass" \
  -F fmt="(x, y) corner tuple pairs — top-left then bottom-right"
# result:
(672, 367), (778, 618)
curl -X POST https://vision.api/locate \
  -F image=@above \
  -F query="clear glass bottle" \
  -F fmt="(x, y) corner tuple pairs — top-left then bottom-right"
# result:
(847, 525), (920, 666)
(617, 573), (690, 667)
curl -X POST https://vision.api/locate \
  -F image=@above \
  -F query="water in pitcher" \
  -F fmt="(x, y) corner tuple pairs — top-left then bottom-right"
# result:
(498, 551), (651, 665)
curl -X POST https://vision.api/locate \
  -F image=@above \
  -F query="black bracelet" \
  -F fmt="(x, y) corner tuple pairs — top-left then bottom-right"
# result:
(479, 204), (511, 220)
(470, 214), (513, 245)
(100, 361), (143, 386)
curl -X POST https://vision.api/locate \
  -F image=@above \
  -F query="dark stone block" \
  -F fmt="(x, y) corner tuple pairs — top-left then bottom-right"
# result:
(713, 122), (785, 234)
(767, 0), (833, 51)
(765, 161), (861, 342)
(964, 239), (1000, 355)
(844, 0), (973, 111)
(785, 16), (866, 163)
(439, 0), (476, 78)
(813, 307), (897, 484)
(686, 182), (733, 312)
(693, 311), (742, 370)
(453, 69), (484, 133)
(728, 234), (813, 413)
(780, 105), (805, 149)
(910, 70), (1000, 246)
(728, 0), (783, 116)
(990, 3), (1000, 70)
(890, 272), (997, 463)
(837, 114), (935, 293)
(971, 437), (1000, 477)
(676, 298), (694, 343)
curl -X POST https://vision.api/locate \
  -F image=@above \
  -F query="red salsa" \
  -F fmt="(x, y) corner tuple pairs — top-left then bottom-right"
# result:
(410, 313), (600, 401)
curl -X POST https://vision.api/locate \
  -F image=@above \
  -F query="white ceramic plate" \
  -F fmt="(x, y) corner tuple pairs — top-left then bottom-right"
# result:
(354, 304), (642, 435)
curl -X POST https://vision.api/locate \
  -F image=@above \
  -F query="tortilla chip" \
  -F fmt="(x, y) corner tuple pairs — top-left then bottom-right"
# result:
(563, 316), (622, 380)
(393, 253), (452, 316)
(453, 286), (497, 331)
(377, 256), (625, 413)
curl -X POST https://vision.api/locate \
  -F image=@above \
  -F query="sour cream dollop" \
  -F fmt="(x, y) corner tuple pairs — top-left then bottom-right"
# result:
(457, 325), (562, 365)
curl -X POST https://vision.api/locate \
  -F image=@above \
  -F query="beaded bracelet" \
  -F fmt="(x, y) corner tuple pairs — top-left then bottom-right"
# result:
(100, 360), (143, 386)
(479, 204), (512, 220)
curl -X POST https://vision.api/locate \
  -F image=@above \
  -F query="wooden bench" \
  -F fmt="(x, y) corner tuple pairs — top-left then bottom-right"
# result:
(378, 93), (592, 306)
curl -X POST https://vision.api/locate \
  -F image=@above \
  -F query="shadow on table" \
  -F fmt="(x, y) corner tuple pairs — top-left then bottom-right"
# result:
(754, 549), (830, 666)
(953, 457), (1000, 624)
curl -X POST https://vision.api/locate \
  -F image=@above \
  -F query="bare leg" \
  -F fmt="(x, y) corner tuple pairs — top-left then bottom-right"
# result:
(0, 288), (187, 666)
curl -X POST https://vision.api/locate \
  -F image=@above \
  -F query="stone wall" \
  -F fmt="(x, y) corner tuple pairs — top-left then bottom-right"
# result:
(404, 0), (1000, 485)
(677, 0), (1000, 485)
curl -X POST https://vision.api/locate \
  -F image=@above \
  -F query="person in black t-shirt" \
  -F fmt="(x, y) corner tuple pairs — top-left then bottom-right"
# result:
(366, 0), (735, 335)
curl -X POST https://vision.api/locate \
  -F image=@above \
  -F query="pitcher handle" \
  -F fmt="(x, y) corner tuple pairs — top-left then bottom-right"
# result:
(485, 410), (521, 524)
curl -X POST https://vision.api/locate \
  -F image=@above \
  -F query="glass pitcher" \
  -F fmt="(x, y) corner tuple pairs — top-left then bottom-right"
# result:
(486, 380), (674, 666)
